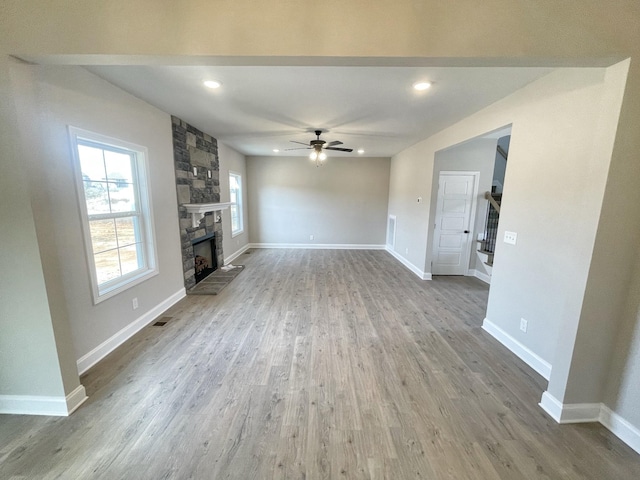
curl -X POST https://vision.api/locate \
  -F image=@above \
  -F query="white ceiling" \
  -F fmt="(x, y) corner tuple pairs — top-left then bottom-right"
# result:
(87, 65), (554, 157)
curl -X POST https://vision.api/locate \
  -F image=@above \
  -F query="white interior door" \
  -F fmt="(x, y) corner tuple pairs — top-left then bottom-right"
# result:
(432, 172), (478, 275)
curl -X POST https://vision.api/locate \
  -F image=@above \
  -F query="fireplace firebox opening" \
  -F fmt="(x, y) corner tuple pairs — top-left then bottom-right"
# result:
(191, 233), (217, 284)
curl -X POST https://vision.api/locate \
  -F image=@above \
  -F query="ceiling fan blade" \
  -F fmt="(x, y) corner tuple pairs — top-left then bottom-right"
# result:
(325, 147), (353, 152)
(290, 140), (310, 146)
(326, 140), (343, 147)
(285, 147), (311, 151)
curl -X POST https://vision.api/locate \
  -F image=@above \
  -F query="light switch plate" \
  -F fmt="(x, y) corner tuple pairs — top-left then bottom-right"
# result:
(504, 231), (517, 245)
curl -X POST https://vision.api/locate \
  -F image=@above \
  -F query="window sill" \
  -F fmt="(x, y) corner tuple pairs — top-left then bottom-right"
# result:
(231, 229), (244, 238)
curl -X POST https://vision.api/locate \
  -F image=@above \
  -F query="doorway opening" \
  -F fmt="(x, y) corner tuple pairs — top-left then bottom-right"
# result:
(428, 125), (512, 284)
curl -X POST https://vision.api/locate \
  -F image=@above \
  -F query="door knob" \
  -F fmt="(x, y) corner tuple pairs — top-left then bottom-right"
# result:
(464, 230), (470, 233)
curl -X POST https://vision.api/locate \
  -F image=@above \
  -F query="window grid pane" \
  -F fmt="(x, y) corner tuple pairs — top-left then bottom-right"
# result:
(231, 205), (239, 232)
(115, 216), (137, 248)
(89, 219), (118, 254)
(94, 249), (121, 285)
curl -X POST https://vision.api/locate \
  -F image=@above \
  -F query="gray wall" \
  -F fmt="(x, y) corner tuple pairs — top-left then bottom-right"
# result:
(431, 137), (498, 275)
(26, 66), (184, 362)
(218, 142), (250, 260)
(0, 58), (72, 398)
(604, 253), (640, 427)
(388, 63), (632, 423)
(389, 68), (611, 365)
(247, 156), (390, 246)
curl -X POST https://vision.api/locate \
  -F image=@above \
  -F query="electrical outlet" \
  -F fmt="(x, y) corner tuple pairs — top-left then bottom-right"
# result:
(405, 247), (409, 254)
(504, 231), (518, 245)
(310, 234), (314, 241)
(132, 297), (138, 310)
(520, 318), (528, 333)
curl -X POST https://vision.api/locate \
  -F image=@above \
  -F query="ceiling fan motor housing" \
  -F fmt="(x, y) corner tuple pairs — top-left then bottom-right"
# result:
(286, 129), (353, 153)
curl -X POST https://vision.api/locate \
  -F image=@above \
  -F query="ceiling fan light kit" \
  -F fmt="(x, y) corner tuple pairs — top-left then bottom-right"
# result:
(286, 130), (354, 167)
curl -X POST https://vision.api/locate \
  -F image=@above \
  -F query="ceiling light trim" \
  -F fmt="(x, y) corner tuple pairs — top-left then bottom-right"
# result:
(203, 80), (222, 89)
(413, 81), (432, 91)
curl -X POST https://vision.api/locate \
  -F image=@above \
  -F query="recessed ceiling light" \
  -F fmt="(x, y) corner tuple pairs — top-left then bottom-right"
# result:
(273, 149), (280, 153)
(413, 81), (432, 91)
(203, 80), (222, 89)
(357, 149), (365, 154)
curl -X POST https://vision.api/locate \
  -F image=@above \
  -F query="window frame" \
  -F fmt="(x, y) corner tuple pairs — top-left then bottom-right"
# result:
(69, 126), (159, 304)
(228, 171), (244, 238)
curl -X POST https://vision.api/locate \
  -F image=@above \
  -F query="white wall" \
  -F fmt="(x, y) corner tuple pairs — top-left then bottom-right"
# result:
(430, 137), (498, 275)
(218, 141), (249, 261)
(247, 156), (390, 246)
(27, 66), (184, 364)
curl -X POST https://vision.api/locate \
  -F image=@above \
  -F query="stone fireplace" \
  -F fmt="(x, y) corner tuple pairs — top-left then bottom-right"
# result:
(171, 116), (224, 291)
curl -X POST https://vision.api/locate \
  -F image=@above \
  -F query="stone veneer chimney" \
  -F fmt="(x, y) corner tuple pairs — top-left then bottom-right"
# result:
(171, 116), (223, 291)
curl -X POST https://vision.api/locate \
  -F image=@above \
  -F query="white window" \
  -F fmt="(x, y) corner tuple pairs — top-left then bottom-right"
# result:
(229, 172), (244, 237)
(69, 127), (158, 303)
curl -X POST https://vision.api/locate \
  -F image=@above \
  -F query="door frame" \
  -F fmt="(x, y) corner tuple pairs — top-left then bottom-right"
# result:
(432, 170), (480, 276)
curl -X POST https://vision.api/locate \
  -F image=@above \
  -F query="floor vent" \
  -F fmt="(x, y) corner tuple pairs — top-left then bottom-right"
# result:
(153, 316), (172, 327)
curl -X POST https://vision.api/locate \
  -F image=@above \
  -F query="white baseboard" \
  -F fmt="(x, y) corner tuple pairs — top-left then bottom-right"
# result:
(539, 392), (600, 423)
(482, 318), (552, 379)
(0, 394), (68, 416)
(385, 247), (431, 280)
(66, 385), (88, 414)
(224, 243), (250, 264)
(600, 404), (640, 454)
(0, 384), (87, 416)
(539, 393), (640, 454)
(249, 243), (386, 250)
(76, 288), (186, 375)
(539, 391), (563, 422)
(468, 268), (491, 284)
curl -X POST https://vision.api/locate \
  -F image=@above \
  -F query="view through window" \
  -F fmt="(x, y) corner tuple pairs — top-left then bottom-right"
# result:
(229, 172), (243, 236)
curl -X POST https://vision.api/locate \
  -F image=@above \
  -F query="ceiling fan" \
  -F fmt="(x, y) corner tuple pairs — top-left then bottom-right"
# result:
(285, 130), (353, 166)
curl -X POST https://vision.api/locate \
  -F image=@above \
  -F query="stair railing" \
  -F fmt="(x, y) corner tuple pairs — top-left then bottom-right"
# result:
(479, 192), (502, 264)
(484, 191), (501, 214)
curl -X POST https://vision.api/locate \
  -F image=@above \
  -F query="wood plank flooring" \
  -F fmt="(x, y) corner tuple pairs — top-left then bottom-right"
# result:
(2, 249), (640, 479)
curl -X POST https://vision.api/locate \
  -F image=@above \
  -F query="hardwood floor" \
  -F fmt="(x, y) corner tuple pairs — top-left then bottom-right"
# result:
(2, 249), (639, 479)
